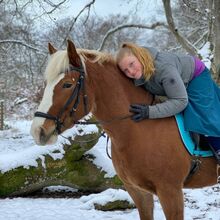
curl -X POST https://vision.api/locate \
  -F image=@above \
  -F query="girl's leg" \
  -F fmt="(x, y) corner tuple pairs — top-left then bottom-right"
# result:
(206, 136), (220, 164)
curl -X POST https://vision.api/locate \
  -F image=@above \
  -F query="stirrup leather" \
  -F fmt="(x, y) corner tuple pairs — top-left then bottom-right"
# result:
(217, 165), (220, 184)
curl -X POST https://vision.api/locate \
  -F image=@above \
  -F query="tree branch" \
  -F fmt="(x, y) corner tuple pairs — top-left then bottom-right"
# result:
(60, 0), (96, 47)
(162, 0), (197, 55)
(182, 0), (210, 18)
(97, 22), (168, 51)
(194, 31), (208, 47)
(38, 0), (69, 14)
(0, 40), (46, 54)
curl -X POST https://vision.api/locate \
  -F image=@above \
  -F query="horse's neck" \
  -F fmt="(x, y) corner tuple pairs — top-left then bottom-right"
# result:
(88, 62), (153, 122)
(90, 65), (129, 119)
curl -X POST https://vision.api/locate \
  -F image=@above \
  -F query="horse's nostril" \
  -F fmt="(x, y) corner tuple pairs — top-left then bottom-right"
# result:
(40, 127), (45, 137)
(39, 127), (46, 144)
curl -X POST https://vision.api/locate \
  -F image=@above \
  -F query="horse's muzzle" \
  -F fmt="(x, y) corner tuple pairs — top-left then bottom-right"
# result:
(30, 119), (57, 146)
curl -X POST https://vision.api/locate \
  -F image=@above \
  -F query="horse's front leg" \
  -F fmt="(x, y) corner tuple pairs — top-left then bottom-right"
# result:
(124, 183), (154, 220)
(157, 185), (184, 220)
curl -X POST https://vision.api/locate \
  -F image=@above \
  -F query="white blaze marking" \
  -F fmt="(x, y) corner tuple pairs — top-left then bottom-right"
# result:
(30, 73), (65, 141)
(38, 73), (65, 113)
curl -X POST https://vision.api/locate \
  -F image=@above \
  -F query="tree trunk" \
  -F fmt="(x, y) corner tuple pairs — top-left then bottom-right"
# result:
(0, 132), (123, 197)
(162, 0), (197, 55)
(213, 0), (220, 82)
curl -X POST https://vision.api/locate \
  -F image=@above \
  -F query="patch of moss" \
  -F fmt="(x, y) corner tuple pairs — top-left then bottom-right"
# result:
(94, 200), (135, 211)
(44, 155), (67, 178)
(0, 159), (44, 196)
(112, 175), (123, 186)
(65, 159), (105, 188)
(63, 132), (100, 162)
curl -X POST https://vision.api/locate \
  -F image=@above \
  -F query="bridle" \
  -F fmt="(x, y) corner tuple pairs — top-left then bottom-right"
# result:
(34, 62), (88, 134)
(34, 60), (155, 159)
(34, 60), (155, 135)
(34, 61), (113, 158)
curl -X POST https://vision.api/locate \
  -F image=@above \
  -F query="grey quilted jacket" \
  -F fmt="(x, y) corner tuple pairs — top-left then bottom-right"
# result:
(134, 47), (195, 119)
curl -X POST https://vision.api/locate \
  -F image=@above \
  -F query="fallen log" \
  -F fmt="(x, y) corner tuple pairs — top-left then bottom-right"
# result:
(0, 132), (123, 197)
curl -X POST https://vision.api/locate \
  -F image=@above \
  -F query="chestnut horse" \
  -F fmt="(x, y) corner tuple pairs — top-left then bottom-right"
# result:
(31, 40), (218, 220)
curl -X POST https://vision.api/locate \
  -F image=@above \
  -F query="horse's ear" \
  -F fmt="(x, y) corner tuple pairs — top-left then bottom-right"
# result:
(67, 39), (81, 67)
(48, 43), (57, 55)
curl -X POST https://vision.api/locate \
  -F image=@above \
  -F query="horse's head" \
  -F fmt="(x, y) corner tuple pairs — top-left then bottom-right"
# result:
(31, 40), (93, 145)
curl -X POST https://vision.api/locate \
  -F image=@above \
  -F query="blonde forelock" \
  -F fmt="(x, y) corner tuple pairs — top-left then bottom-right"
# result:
(44, 49), (113, 83)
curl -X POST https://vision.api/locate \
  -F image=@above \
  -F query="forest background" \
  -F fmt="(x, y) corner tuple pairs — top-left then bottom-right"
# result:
(1, 0), (220, 119)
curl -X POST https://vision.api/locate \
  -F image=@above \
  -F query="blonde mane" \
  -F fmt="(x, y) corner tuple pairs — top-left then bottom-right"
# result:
(45, 49), (114, 83)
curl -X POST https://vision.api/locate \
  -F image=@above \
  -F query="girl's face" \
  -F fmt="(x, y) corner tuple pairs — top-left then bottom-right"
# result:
(118, 54), (143, 79)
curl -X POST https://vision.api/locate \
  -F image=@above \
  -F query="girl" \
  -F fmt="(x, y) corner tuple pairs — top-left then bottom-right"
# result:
(116, 42), (220, 164)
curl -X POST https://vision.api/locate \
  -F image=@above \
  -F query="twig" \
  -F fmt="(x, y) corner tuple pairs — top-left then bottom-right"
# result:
(98, 22), (168, 51)
(60, 0), (96, 47)
(0, 40), (46, 54)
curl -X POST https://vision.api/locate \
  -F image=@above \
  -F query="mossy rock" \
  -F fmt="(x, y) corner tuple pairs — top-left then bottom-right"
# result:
(0, 128), (124, 197)
(94, 200), (135, 211)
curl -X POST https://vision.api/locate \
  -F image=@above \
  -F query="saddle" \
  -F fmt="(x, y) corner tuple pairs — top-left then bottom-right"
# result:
(175, 114), (220, 183)
(175, 113), (213, 157)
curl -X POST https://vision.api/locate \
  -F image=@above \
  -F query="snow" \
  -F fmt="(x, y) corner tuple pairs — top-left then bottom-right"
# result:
(0, 118), (105, 174)
(198, 42), (213, 69)
(0, 118), (220, 219)
(86, 136), (116, 178)
(14, 97), (28, 105)
(0, 191), (139, 220)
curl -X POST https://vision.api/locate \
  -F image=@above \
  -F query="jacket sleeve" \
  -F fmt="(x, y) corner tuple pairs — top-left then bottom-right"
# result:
(149, 65), (188, 119)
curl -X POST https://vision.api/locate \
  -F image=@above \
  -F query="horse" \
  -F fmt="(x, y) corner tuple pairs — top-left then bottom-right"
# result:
(30, 40), (218, 220)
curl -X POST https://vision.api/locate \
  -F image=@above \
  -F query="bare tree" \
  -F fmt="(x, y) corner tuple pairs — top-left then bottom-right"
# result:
(2, 0), (220, 117)
(161, 0), (220, 80)
(213, 0), (220, 80)
(162, 0), (197, 55)
(44, 13), (149, 52)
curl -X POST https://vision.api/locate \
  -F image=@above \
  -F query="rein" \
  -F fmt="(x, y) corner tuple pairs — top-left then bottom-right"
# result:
(73, 115), (131, 160)
(34, 60), (135, 132)
(33, 61), (131, 160)
(74, 114), (132, 125)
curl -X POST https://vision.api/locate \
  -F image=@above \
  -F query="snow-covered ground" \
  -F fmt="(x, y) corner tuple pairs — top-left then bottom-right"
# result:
(0, 119), (220, 220)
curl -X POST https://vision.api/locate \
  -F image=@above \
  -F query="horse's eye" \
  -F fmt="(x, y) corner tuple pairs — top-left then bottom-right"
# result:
(63, 83), (72, 88)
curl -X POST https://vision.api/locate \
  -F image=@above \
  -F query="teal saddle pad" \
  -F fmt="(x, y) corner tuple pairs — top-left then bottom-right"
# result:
(175, 113), (213, 157)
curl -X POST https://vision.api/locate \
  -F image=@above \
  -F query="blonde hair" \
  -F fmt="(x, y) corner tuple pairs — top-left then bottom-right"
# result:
(116, 42), (155, 80)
